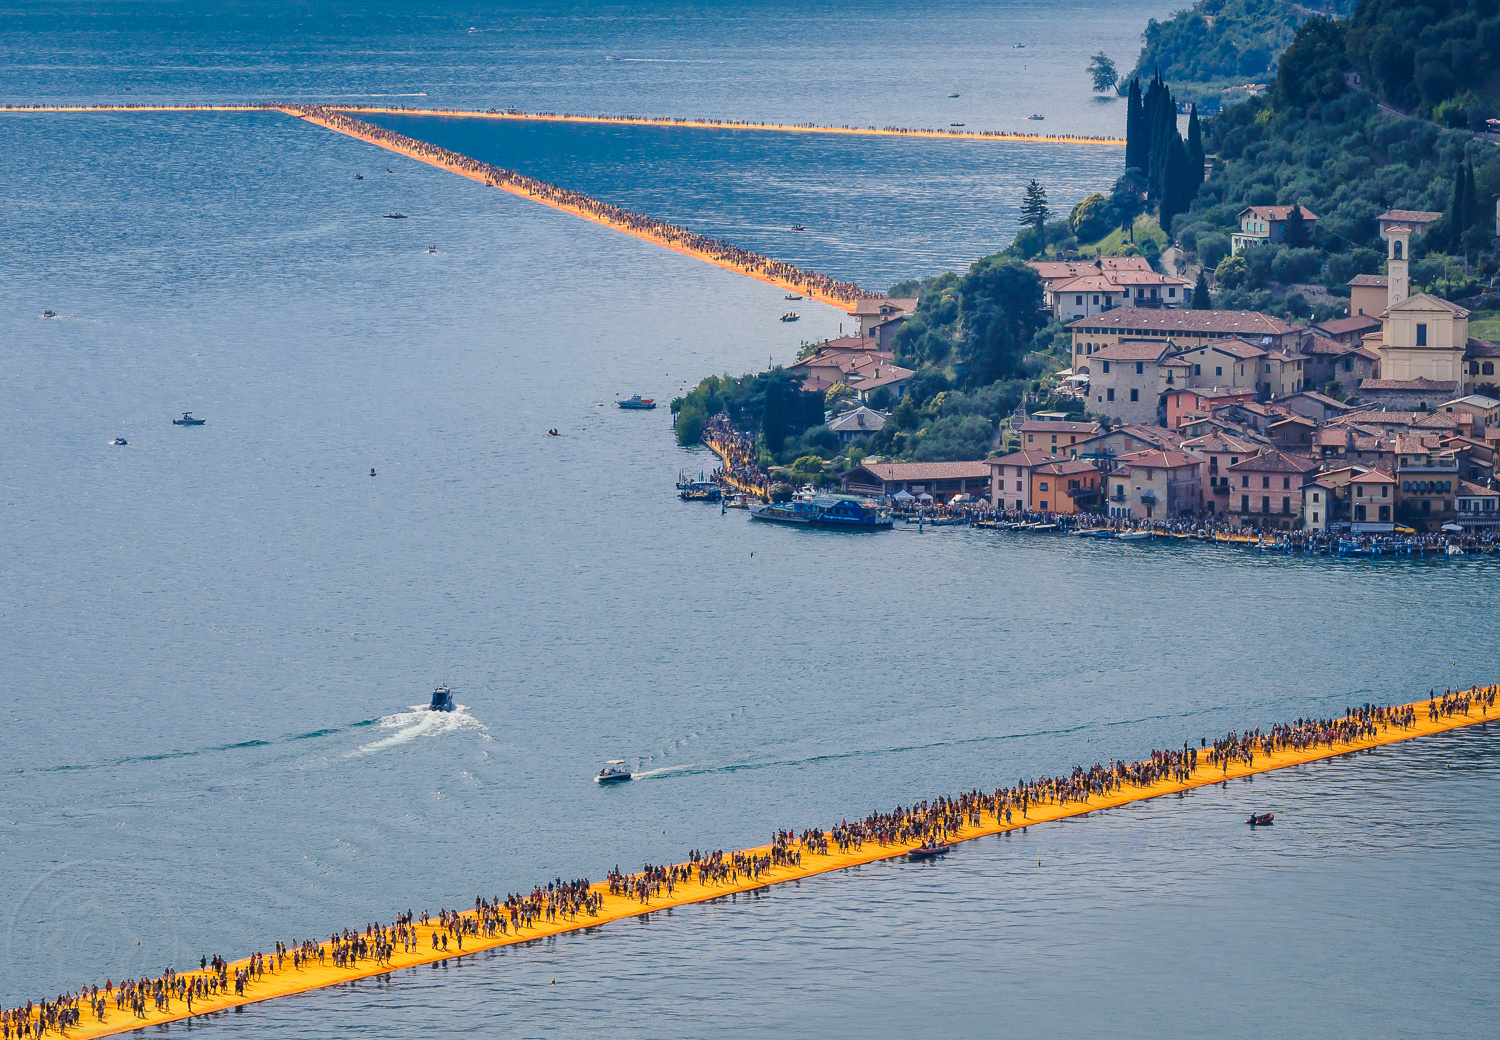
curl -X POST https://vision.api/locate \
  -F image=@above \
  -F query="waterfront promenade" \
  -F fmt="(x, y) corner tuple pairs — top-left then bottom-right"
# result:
(10, 688), (1494, 1040)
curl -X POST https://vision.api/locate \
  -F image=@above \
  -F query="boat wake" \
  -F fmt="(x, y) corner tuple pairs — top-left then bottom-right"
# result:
(628, 764), (698, 780)
(349, 703), (488, 757)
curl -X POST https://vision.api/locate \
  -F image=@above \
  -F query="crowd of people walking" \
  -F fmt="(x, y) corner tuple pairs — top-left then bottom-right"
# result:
(703, 413), (771, 499)
(286, 106), (873, 307)
(5, 689), (1492, 1038)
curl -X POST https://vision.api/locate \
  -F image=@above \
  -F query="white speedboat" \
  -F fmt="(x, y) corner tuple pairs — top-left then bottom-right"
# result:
(595, 760), (632, 784)
(1116, 530), (1152, 541)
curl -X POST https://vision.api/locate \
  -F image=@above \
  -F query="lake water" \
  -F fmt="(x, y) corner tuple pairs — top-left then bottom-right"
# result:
(4, 3), (1499, 1038)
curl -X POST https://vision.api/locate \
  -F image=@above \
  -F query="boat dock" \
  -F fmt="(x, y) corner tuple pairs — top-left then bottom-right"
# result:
(20, 687), (1497, 1040)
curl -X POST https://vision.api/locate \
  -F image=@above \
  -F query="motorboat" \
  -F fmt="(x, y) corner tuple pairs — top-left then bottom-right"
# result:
(780, 312), (800, 322)
(751, 495), (892, 531)
(1116, 530), (1152, 541)
(427, 245), (437, 253)
(784, 293), (803, 300)
(172, 412), (206, 425)
(1027, 114), (1044, 120)
(429, 685), (455, 711)
(680, 481), (721, 502)
(110, 437), (128, 446)
(950, 122), (965, 127)
(909, 840), (952, 860)
(947, 92), (960, 98)
(354, 174), (363, 180)
(1446, 543), (1464, 555)
(383, 212), (408, 219)
(618, 394), (657, 410)
(790, 224), (806, 232)
(41, 310), (55, 318)
(1246, 812), (1274, 826)
(595, 760), (632, 784)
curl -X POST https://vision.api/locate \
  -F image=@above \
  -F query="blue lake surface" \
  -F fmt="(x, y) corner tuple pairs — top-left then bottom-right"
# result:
(3, 4), (1500, 1038)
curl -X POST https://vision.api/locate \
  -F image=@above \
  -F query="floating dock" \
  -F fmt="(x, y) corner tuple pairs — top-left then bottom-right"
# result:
(17, 689), (1496, 1040)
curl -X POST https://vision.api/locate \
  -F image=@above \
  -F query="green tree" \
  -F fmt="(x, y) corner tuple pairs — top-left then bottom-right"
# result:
(1215, 253), (1249, 289)
(1110, 170), (1147, 239)
(955, 258), (1045, 388)
(1274, 17), (1348, 112)
(1019, 179), (1051, 239)
(1125, 78), (1147, 172)
(1192, 269), (1213, 308)
(1069, 192), (1114, 241)
(1284, 204), (1312, 248)
(1185, 103), (1205, 190)
(1088, 52), (1119, 94)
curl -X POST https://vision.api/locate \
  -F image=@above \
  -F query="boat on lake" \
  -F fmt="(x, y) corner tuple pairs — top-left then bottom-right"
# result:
(382, 212), (408, 219)
(680, 481), (722, 502)
(780, 312), (800, 322)
(172, 412), (205, 425)
(909, 840), (952, 860)
(950, 122), (965, 127)
(790, 224), (806, 232)
(947, 92), (960, 98)
(784, 293), (803, 300)
(618, 394), (656, 409)
(429, 685), (454, 711)
(110, 437), (128, 446)
(1116, 530), (1152, 541)
(1027, 114), (1044, 120)
(595, 760), (632, 784)
(750, 495), (892, 530)
(1246, 812), (1274, 826)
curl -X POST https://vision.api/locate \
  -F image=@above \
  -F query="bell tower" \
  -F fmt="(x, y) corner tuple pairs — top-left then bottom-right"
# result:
(1387, 226), (1410, 308)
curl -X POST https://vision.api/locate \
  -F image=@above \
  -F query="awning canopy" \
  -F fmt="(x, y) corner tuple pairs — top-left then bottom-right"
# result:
(892, 489), (915, 500)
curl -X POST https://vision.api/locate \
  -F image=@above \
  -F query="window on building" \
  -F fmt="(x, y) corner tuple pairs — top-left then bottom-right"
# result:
(1343, 358), (1352, 371)
(1282, 476), (1290, 489)
(1130, 388), (1139, 402)
(1261, 495), (1271, 513)
(1216, 366), (1223, 376)
(1107, 388), (1115, 401)
(1136, 361), (1144, 374)
(1262, 475), (1271, 489)
(1241, 475), (1250, 488)
(1093, 295), (1100, 305)
(1242, 495), (1250, 512)
(1195, 364), (1202, 376)
(1486, 362), (1495, 376)
(1416, 323), (1427, 347)
(1312, 492), (1320, 503)
(1039, 481), (1049, 491)
(1103, 361), (1111, 373)
(1282, 496), (1290, 514)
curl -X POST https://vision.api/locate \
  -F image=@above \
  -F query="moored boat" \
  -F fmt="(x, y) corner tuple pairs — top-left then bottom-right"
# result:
(1116, 530), (1152, 541)
(680, 481), (722, 502)
(619, 393), (656, 409)
(172, 412), (205, 425)
(750, 495), (892, 530)
(909, 840), (952, 860)
(780, 312), (800, 322)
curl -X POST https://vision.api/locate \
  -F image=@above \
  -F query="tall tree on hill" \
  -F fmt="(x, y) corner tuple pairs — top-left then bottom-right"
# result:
(955, 258), (1045, 389)
(1019, 179), (1050, 240)
(1284, 205), (1312, 249)
(1462, 159), (1480, 237)
(1160, 133), (1196, 236)
(1186, 103), (1205, 190)
(1447, 163), (1468, 252)
(1125, 78), (1146, 172)
(1192, 269), (1212, 309)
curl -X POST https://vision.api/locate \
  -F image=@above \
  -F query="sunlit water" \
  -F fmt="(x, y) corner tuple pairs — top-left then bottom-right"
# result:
(3, 4), (1499, 1037)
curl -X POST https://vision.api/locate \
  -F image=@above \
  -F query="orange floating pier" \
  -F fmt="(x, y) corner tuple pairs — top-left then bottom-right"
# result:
(14, 689), (1496, 1040)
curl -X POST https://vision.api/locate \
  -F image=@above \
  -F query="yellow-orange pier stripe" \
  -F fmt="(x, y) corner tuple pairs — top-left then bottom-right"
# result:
(26, 690), (1497, 1040)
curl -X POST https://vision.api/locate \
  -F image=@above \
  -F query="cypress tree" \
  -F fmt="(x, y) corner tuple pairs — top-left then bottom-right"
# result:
(1192, 269), (1212, 309)
(1284, 205), (1311, 248)
(1463, 159), (1480, 236)
(1448, 163), (1467, 252)
(1125, 79), (1145, 172)
(1186, 104), (1205, 189)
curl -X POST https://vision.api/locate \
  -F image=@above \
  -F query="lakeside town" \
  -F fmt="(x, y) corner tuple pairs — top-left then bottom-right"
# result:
(687, 210), (1500, 544)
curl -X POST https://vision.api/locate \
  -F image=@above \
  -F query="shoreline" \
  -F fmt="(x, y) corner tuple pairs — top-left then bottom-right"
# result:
(19, 688), (1496, 1040)
(0, 102), (1124, 146)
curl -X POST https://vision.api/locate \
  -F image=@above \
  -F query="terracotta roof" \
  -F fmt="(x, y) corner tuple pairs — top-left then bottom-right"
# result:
(1465, 338), (1500, 358)
(1377, 209), (1443, 225)
(1114, 424), (1188, 449)
(1114, 449), (1202, 470)
(854, 461), (991, 481)
(1028, 257), (1155, 282)
(988, 450), (1067, 469)
(1049, 275), (1120, 293)
(1092, 341), (1169, 362)
(1299, 334), (1348, 355)
(1459, 480), (1498, 496)
(1388, 293), (1469, 317)
(1315, 315), (1383, 337)
(1066, 309), (1300, 336)
(1239, 205), (1319, 222)
(1350, 469), (1397, 484)
(1227, 449), (1318, 474)
(848, 297), (917, 317)
(1394, 433), (1440, 453)
(1443, 394), (1500, 409)
(1018, 420), (1102, 436)
(1034, 459), (1101, 477)
(1208, 338), (1271, 359)
(1360, 378), (1458, 393)
(1283, 390), (1353, 411)
(1182, 431), (1259, 454)
(1348, 274), (1388, 288)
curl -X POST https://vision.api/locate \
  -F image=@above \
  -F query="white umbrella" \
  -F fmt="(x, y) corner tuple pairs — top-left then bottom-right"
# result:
(917, 492), (934, 502)
(892, 490), (915, 501)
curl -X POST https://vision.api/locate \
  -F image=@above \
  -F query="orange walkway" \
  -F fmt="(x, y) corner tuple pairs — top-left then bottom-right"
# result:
(1, 103), (1122, 146)
(21, 690), (1496, 1040)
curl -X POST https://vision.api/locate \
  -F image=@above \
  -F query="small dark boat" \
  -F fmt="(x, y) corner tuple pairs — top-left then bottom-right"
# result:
(618, 394), (656, 410)
(595, 760), (632, 784)
(41, 310), (55, 318)
(784, 293), (803, 300)
(172, 412), (205, 426)
(790, 224), (806, 232)
(950, 122), (965, 127)
(429, 685), (455, 711)
(1246, 812), (1274, 826)
(947, 92), (960, 98)
(1027, 114), (1044, 120)
(909, 841), (952, 860)
(354, 174), (363, 180)
(383, 212), (408, 219)
(110, 437), (128, 446)
(780, 312), (800, 322)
